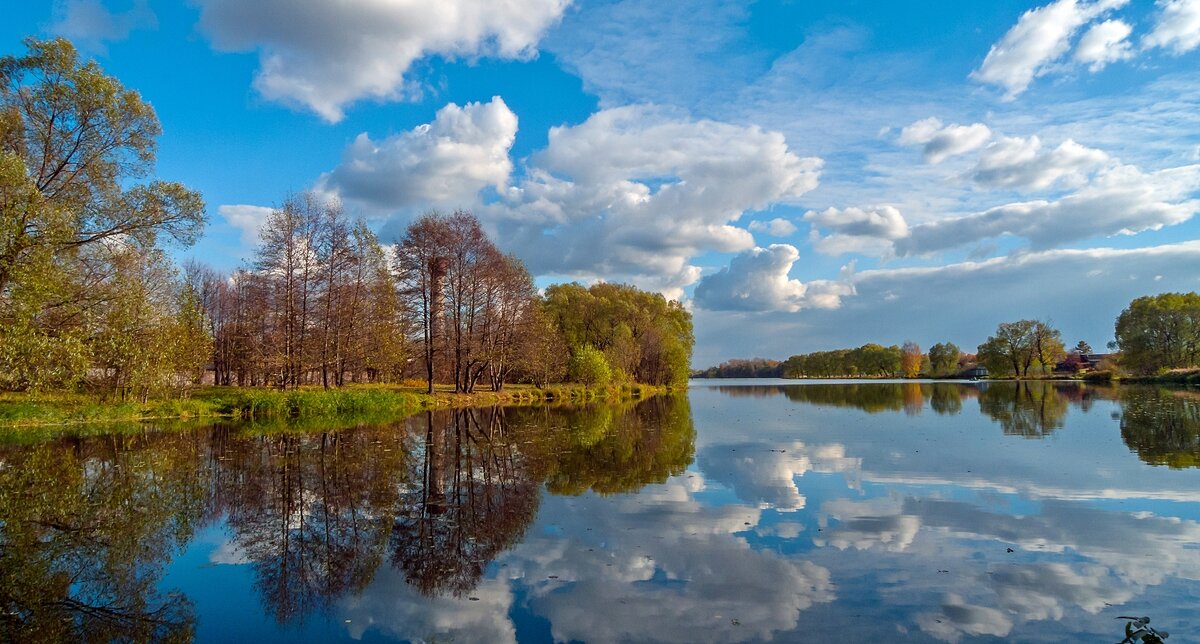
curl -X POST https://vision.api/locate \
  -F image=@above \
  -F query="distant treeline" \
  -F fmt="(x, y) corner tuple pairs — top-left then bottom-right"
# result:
(692, 358), (783, 379)
(700, 293), (1200, 380)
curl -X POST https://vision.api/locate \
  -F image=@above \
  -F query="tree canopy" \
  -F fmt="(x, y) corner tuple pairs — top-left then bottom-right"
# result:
(1115, 292), (1200, 375)
(1, 38), (206, 394)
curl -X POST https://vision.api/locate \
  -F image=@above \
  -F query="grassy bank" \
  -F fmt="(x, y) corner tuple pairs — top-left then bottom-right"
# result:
(0, 382), (669, 430)
(1108, 368), (1200, 385)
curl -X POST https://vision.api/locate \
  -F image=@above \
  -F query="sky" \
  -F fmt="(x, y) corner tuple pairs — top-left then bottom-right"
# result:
(5, 0), (1200, 366)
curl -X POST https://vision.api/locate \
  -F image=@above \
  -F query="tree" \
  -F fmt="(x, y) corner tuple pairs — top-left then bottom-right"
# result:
(1, 38), (206, 391)
(543, 282), (693, 386)
(978, 320), (1037, 377)
(1073, 340), (1093, 355)
(901, 341), (923, 378)
(928, 342), (961, 376)
(1115, 292), (1200, 375)
(396, 211), (537, 393)
(1031, 320), (1065, 375)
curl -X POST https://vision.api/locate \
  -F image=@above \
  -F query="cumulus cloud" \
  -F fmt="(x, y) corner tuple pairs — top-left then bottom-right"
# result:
(971, 0), (1129, 99)
(898, 118), (993, 164)
(1073, 19), (1134, 70)
(748, 217), (798, 237)
(693, 244), (853, 313)
(804, 205), (909, 256)
(192, 0), (570, 121)
(489, 106), (821, 299)
(318, 97), (517, 212)
(49, 0), (156, 52)
(218, 204), (274, 245)
(970, 136), (1110, 190)
(1144, 0), (1200, 54)
(899, 163), (1200, 254)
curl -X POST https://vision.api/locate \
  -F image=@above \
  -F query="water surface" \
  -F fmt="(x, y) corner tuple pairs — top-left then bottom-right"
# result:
(1, 381), (1198, 642)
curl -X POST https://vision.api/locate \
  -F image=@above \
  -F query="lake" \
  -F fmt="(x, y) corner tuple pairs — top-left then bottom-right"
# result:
(1, 381), (1198, 642)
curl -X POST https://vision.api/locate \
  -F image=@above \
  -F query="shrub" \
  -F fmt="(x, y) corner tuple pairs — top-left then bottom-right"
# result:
(568, 346), (612, 387)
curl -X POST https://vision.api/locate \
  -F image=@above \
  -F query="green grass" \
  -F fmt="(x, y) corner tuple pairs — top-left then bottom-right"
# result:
(0, 381), (670, 433)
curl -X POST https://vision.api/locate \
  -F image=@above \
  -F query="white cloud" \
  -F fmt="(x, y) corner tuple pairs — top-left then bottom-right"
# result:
(898, 118), (993, 164)
(970, 136), (1110, 190)
(748, 217), (798, 237)
(489, 106), (821, 299)
(804, 206), (910, 257)
(693, 244), (853, 313)
(1073, 19), (1134, 71)
(804, 206), (909, 257)
(193, 0), (570, 122)
(1144, 0), (1200, 54)
(49, 0), (156, 52)
(218, 204), (274, 245)
(899, 163), (1200, 254)
(971, 0), (1129, 99)
(319, 97), (518, 213)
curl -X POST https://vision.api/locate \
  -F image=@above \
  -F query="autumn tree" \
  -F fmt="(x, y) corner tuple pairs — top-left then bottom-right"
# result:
(396, 211), (537, 393)
(901, 341), (923, 378)
(1031, 320), (1065, 375)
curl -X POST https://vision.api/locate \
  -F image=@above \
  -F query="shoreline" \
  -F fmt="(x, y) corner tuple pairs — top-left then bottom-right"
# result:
(0, 383), (671, 431)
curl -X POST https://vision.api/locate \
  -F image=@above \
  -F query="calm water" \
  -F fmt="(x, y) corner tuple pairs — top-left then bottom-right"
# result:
(1, 381), (1199, 642)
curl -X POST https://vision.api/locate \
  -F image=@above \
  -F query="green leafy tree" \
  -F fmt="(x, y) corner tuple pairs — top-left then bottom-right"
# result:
(978, 320), (1058, 377)
(543, 282), (693, 386)
(1114, 292), (1200, 374)
(928, 342), (961, 376)
(1, 38), (205, 391)
(568, 345), (612, 387)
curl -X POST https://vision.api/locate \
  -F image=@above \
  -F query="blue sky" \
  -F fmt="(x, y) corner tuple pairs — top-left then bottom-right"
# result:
(6, 0), (1200, 365)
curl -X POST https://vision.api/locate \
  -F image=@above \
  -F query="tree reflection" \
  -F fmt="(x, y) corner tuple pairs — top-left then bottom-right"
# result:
(216, 426), (409, 624)
(0, 396), (698, 633)
(765, 382), (980, 416)
(977, 382), (1072, 438)
(389, 408), (540, 598)
(541, 395), (696, 495)
(0, 432), (207, 642)
(1120, 388), (1200, 468)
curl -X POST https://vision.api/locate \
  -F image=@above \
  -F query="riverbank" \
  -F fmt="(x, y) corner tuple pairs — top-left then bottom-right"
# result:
(0, 382), (669, 429)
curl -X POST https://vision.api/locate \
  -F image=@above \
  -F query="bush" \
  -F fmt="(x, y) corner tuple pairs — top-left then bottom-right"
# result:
(568, 346), (612, 387)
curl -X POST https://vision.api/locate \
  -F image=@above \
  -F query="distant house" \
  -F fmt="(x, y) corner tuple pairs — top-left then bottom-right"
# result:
(959, 365), (988, 379)
(1055, 353), (1115, 373)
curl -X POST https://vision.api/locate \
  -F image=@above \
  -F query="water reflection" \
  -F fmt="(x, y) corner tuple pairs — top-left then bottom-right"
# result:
(3, 383), (1199, 642)
(0, 434), (206, 642)
(0, 396), (695, 638)
(718, 381), (1113, 438)
(1120, 388), (1200, 468)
